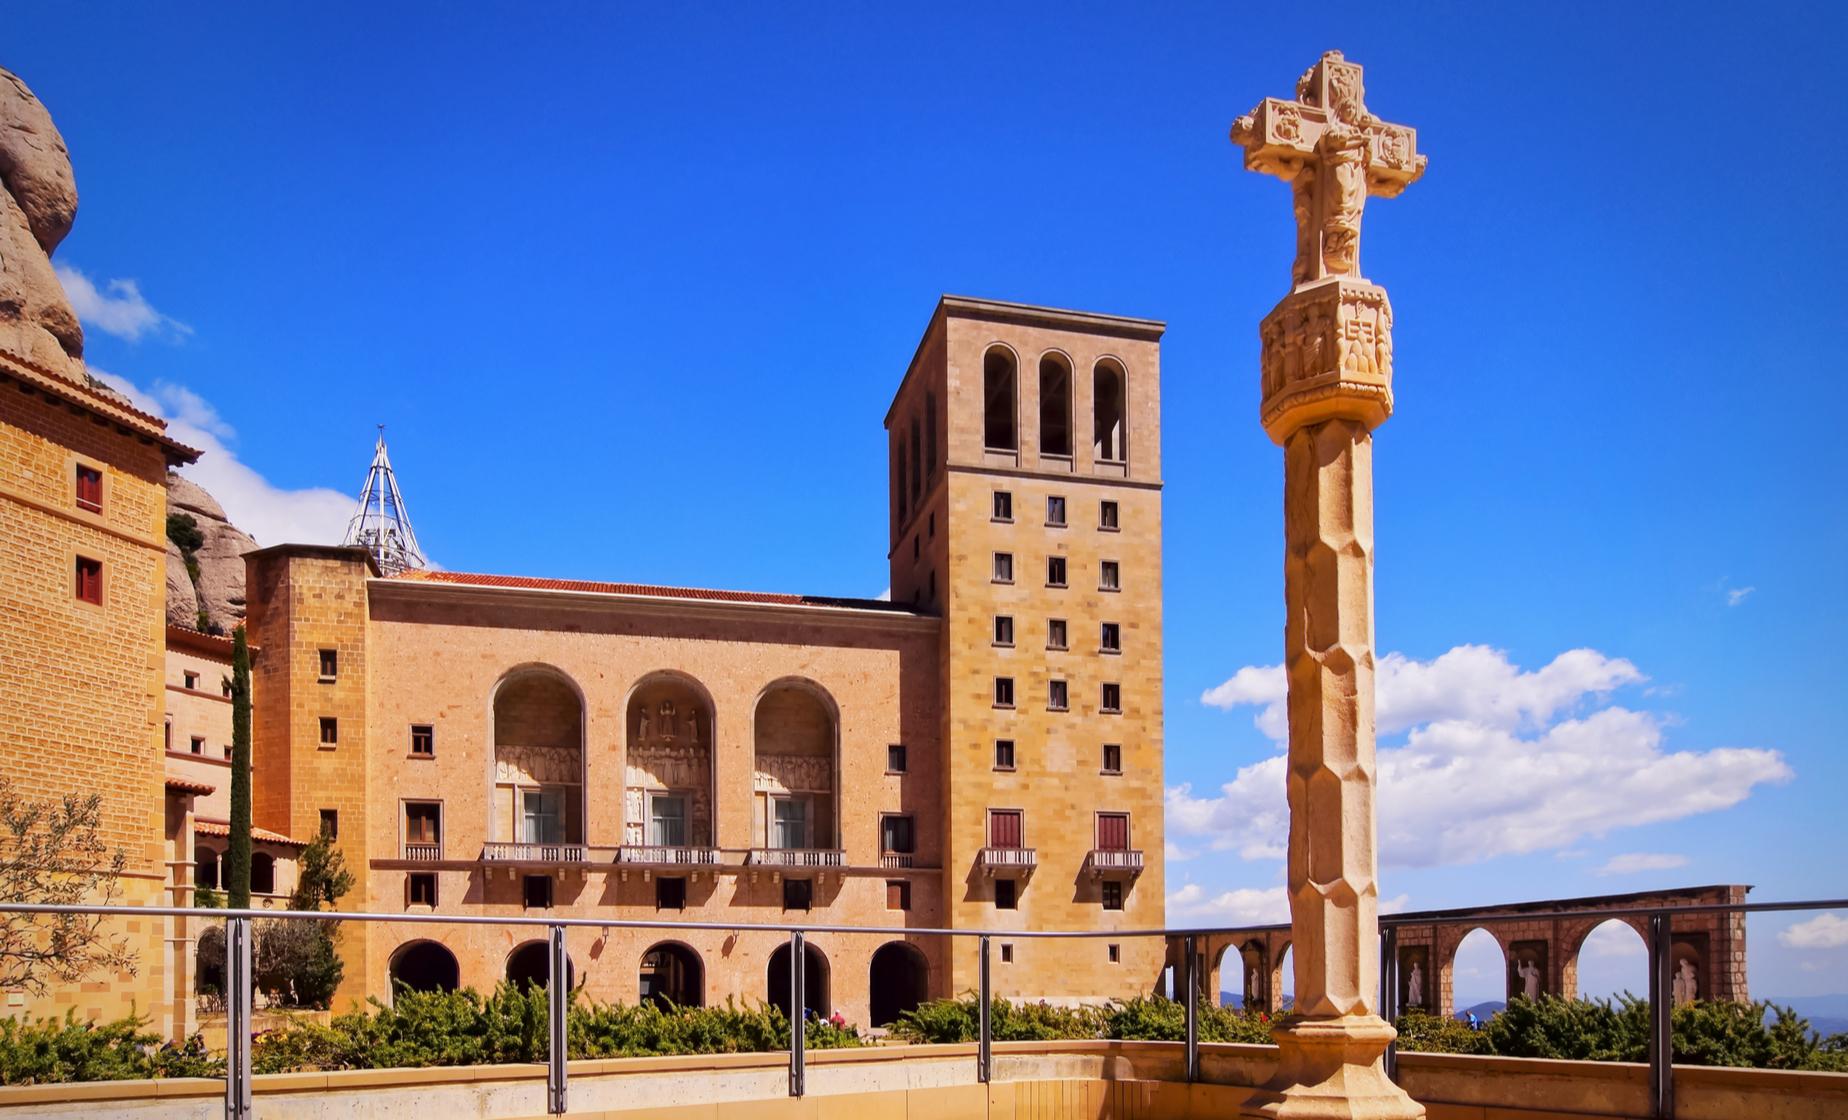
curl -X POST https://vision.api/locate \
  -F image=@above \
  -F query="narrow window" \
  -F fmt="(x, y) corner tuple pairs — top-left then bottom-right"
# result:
(190, 735), (205, 756)
(1047, 618), (1068, 650)
(411, 724), (435, 757)
(881, 814), (915, 855)
(887, 879), (911, 910)
(1102, 881), (1124, 911)
(782, 878), (813, 911)
(994, 739), (1016, 770)
(1093, 359), (1127, 461)
(1101, 683), (1122, 714)
(1048, 679), (1069, 711)
(164, 721), (172, 752)
(887, 744), (907, 773)
(1108, 943), (1121, 963)
(993, 615), (1014, 646)
(1046, 556), (1067, 587)
(523, 875), (553, 909)
(1100, 500), (1120, 531)
(317, 648), (338, 681)
(1101, 622), (1121, 653)
(1102, 743), (1123, 774)
(925, 391), (938, 479)
(408, 872), (438, 907)
(656, 877), (687, 910)
(318, 717), (338, 746)
(74, 465), (103, 513)
(250, 852), (276, 895)
(1039, 353), (1073, 457)
(910, 413), (923, 503)
(183, 671), (200, 690)
(929, 511), (936, 538)
(995, 881), (1017, 912)
(74, 556), (103, 604)
(319, 809), (339, 839)
(984, 347), (1018, 451)
(1046, 495), (1066, 527)
(992, 491), (1013, 521)
(992, 552), (1014, 583)
(994, 677), (1014, 708)
(1100, 560), (1120, 591)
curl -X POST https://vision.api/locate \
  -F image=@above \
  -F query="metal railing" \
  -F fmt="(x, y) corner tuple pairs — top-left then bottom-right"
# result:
(0, 894), (1839, 1120)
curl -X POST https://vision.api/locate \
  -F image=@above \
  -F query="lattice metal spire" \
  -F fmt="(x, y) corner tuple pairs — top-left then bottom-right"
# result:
(342, 426), (425, 575)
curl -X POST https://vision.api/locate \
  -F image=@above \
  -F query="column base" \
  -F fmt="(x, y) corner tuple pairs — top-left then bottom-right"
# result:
(1241, 1015), (1424, 1120)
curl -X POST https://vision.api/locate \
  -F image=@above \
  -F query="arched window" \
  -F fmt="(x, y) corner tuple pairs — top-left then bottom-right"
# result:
(492, 669), (584, 857)
(1039, 353), (1072, 457)
(983, 347), (1017, 452)
(250, 852), (275, 895)
(1093, 359), (1127, 462)
(389, 940), (460, 995)
(195, 846), (219, 890)
(753, 682), (839, 852)
(640, 941), (704, 1008)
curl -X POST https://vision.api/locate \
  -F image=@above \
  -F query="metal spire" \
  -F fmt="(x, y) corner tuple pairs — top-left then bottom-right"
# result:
(342, 426), (425, 575)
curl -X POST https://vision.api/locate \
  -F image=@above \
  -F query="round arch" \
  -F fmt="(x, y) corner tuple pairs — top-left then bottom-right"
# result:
(1092, 357), (1128, 462)
(868, 941), (929, 1027)
(389, 940), (460, 996)
(1567, 918), (1649, 1002)
(1275, 943), (1295, 1012)
(639, 940), (704, 1008)
(489, 664), (588, 853)
(506, 939), (576, 991)
(982, 343), (1020, 452)
(1037, 349), (1074, 458)
(751, 678), (842, 853)
(1446, 927), (1506, 1018)
(767, 940), (831, 1019)
(624, 670), (721, 849)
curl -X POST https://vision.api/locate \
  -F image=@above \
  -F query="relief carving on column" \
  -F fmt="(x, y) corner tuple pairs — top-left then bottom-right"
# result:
(1259, 279), (1394, 444)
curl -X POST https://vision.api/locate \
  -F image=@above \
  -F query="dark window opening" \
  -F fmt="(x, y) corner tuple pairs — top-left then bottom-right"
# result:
(656, 877), (687, 910)
(408, 872), (437, 907)
(1048, 618), (1068, 650)
(995, 880), (1017, 911)
(887, 880), (911, 910)
(881, 814), (915, 854)
(994, 740), (1015, 770)
(1046, 496), (1066, 526)
(992, 491), (1013, 521)
(1100, 500), (1120, 530)
(994, 615), (1014, 646)
(1103, 881), (1124, 911)
(994, 677), (1014, 708)
(1101, 622), (1121, 652)
(75, 465), (103, 512)
(1102, 743), (1123, 774)
(319, 809), (339, 840)
(75, 557), (102, 604)
(783, 877), (813, 911)
(1102, 683), (1122, 713)
(887, 744), (907, 773)
(317, 648), (337, 680)
(984, 348), (1018, 451)
(1049, 679), (1069, 711)
(318, 717), (338, 746)
(411, 724), (435, 756)
(523, 874), (553, 909)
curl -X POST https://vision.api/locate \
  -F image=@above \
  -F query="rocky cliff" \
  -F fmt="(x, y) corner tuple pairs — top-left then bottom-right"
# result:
(165, 473), (258, 633)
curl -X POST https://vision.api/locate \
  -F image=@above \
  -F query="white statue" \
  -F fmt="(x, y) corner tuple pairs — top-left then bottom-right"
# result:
(1674, 959), (1698, 1005)
(1406, 961), (1423, 1007)
(686, 707), (700, 744)
(1248, 966), (1260, 1003)
(1516, 959), (1541, 1001)
(637, 708), (651, 741)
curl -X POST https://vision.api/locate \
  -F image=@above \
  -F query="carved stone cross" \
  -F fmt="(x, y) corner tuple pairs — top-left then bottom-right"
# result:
(1232, 51), (1426, 286)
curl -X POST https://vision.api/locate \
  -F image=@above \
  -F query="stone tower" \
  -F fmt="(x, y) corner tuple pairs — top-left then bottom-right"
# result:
(887, 296), (1166, 998)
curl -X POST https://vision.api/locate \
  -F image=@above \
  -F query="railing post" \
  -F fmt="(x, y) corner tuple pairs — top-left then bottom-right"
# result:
(547, 923), (569, 1115)
(1648, 912), (1674, 1120)
(789, 930), (806, 1098)
(1184, 934), (1200, 1083)
(1380, 925), (1399, 1081)
(978, 934), (992, 1084)
(224, 915), (252, 1120)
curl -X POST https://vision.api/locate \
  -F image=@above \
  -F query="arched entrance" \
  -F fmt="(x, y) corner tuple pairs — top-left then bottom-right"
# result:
(640, 941), (704, 1008)
(1571, 919), (1649, 1002)
(1449, 928), (1506, 1018)
(507, 940), (575, 991)
(768, 941), (830, 1019)
(868, 941), (928, 1026)
(389, 940), (460, 994)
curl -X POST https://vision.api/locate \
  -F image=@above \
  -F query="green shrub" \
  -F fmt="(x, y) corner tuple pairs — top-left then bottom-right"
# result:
(0, 1013), (221, 1085)
(1392, 1009), (1490, 1055)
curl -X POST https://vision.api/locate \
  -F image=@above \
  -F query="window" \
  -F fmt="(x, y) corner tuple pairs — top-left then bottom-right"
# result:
(993, 677), (1014, 708)
(1039, 353), (1073, 456)
(1100, 500), (1120, 531)
(1047, 618), (1068, 650)
(523, 875), (553, 909)
(772, 798), (809, 849)
(1000, 942), (1015, 962)
(649, 794), (687, 847)
(1108, 944), (1121, 963)
(189, 735), (205, 756)
(164, 721), (172, 752)
(984, 347), (1018, 451)
(928, 570), (937, 604)
(319, 809), (339, 839)
(1102, 881), (1124, 911)
(317, 648), (337, 681)
(408, 872), (437, 907)
(1101, 683), (1122, 713)
(1101, 622), (1121, 653)
(881, 814), (915, 855)
(183, 671), (200, 690)
(221, 678), (232, 698)
(521, 789), (563, 844)
(251, 852), (275, 895)
(887, 879), (911, 910)
(1046, 556), (1067, 587)
(406, 802), (441, 848)
(782, 877), (813, 911)
(994, 739), (1015, 771)
(195, 848), (219, 890)
(1097, 812), (1130, 851)
(1100, 560), (1120, 591)
(887, 744), (907, 773)
(74, 556), (102, 604)
(1093, 359), (1127, 461)
(995, 880), (1017, 911)
(988, 809), (1023, 849)
(656, 877), (686, 910)
(222, 744), (232, 760)
(1048, 679), (1069, 711)
(1046, 495), (1066, 526)
(1102, 743), (1123, 774)
(411, 724), (435, 757)
(75, 465), (103, 512)
(318, 717), (338, 747)
(993, 615), (1014, 646)
(992, 491), (1013, 521)
(992, 552), (1013, 583)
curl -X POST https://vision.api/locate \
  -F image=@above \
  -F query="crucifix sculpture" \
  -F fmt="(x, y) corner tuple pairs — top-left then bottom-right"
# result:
(1231, 51), (1426, 1120)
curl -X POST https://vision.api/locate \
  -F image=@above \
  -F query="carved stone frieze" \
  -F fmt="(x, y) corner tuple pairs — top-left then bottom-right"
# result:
(1258, 278), (1394, 444)
(494, 744), (580, 786)
(752, 754), (833, 794)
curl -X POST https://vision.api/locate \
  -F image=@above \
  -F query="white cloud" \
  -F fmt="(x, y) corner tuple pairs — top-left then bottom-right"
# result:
(1726, 586), (1755, 607)
(1167, 883), (1289, 926)
(92, 370), (354, 549)
(1380, 893), (1412, 915)
(1593, 852), (1689, 877)
(55, 264), (191, 342)
(1174, 645), (1791, 869)
(1778, 914), (1848, 950)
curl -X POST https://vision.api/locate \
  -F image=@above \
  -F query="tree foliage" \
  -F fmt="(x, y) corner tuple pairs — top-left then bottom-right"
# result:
(224, 626), (253, 910)
(0, 1013), (218, 1085)
(0, 779), (135, 994)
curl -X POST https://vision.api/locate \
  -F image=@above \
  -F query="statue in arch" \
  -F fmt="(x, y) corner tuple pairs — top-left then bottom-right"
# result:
(1406, 961), (1423, 1008)
(1516, 958), (1541, 1001)
(1674, 959), (1698, 1005)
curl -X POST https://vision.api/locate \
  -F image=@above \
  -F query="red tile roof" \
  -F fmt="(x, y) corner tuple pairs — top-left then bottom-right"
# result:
(165, 777), (216, 796)
(390, 568), (914, 613)
(193, 820), (307, 847)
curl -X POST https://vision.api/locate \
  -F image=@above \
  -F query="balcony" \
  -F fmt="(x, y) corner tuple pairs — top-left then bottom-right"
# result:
(401, 842), (443, 862)
(480, 841), (588, 865)
(879, 852), (916, 869)
(617, 845), (721, 867)
(977, 846), (1037, 876)
(747, 847), (845, 869)
(1084, 848), (1144, 877)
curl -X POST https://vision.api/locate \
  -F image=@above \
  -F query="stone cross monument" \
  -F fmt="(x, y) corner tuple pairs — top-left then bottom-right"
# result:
(1231, 51), (1426, 1120)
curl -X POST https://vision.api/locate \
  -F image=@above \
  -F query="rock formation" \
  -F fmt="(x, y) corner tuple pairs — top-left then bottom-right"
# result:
(0, 67), (84, 378)
(166, 473), (258, 633)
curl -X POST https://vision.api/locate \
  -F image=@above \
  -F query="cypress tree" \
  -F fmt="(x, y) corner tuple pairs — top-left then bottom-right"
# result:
(225, 625), (253, 909)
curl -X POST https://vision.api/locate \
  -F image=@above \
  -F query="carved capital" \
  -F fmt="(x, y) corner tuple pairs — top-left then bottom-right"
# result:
(1259, 278), (1394, 444)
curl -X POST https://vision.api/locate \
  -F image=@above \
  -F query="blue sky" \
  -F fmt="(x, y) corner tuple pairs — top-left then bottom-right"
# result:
(15, 3), (1845, 1003)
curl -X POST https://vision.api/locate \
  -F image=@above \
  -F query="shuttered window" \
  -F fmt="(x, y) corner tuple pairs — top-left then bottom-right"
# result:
(988, 810), (1023, 849)
(1096, 813), (1130, 851)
